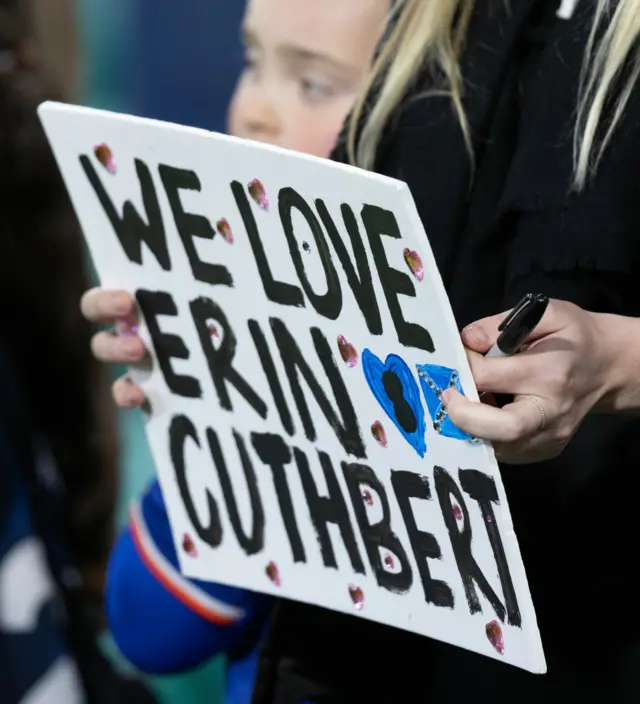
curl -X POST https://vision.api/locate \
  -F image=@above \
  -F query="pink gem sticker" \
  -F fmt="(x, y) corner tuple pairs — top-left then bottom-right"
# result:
(486, 620), (504, 655)
(403, 248), (424, 281)
(216, 218), (233, 244)
(371, 421), (388, 448)
(94, 143), (116, 174)
(348, 584), (364, 610)
(248, 178), (269, 210)
(337, 335), (358, 368)
(266, 561), (281, 586)
(181, 533), (198, 557)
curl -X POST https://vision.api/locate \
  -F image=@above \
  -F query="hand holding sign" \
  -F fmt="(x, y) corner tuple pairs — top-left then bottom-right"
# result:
(81, 288), (148, 407)
(40, 102), (545, 674)
(443, 300), (611, 463)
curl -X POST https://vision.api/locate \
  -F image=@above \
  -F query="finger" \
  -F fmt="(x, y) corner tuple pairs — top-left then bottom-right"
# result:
(115, 314), (140, 337)
(461, 313), (506, 353)
(113, 376), (147, 409)
(90, 330), (147, 364)
(81, 288), (135, 323)
(461, 298), (573, 355)
(467, 352), (539, 395)
(517, 298), (571, 344)
(442, 388), (541, 443)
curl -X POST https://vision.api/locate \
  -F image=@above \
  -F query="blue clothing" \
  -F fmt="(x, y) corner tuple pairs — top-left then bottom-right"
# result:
(225, 646), (262, 704)
(0, 347), (84, 703)
(106, 480), (273, 703)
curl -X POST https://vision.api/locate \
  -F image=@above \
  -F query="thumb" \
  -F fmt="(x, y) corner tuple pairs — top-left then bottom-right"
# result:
(461, 313), (506, 353)
(460, 298), (569, 354)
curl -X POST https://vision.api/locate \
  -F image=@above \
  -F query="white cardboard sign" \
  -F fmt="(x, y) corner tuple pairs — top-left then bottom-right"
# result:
(39, 102), (545, 673)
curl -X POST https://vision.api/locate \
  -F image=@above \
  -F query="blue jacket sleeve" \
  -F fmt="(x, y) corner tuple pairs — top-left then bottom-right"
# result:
(105, 479), (273, 674)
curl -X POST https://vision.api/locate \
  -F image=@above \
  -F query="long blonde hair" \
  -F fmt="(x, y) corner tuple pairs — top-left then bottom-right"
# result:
(347, 0), (640, 190)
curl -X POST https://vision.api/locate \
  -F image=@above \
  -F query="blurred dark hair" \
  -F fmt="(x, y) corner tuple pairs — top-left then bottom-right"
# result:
(0, 0), (118, 597)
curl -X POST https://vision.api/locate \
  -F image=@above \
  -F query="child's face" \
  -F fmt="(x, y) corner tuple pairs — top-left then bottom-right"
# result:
(228, 0), (388, 158)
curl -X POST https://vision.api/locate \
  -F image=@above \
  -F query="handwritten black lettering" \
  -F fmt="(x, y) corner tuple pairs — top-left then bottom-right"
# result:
(315, 199), (382, 335)
(159, 165), (232, 286)
(136, 289), (201, 398)
(362, 204), (434, 353)
(190, 296), (267, 418)
(231, 180), (303, 307)
(251, 432), (306, 563)
(170, 414), (223, 547)
(270, 319), (365, 458)
(80, 155), (171, 270)
(434, 466), (506, 622)
(391, 470), (454, 607)
(279, 187), (342, 320)
(207, 427), (265, 556)
(343, 462), (412, 594)
(294, 448), (365, 573)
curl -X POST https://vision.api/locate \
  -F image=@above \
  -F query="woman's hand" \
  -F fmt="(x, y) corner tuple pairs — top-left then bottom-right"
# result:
(442, 300), (615, 463)
(80, 288), (148, 408)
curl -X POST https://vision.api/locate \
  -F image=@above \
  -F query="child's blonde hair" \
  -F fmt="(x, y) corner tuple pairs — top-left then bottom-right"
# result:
(347, 0), (640, 190)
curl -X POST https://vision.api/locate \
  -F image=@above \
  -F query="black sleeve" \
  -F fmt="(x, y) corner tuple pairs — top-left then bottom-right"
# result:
(500, 2), (640, 316)
(505, 268), (628, 313)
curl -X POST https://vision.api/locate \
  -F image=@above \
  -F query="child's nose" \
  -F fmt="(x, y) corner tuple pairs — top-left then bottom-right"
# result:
(241, 95), (280, 142)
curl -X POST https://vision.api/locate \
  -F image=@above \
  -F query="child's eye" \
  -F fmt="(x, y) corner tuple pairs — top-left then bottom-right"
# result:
(242, 50), (261, 74)
(300, 78), (334, 104)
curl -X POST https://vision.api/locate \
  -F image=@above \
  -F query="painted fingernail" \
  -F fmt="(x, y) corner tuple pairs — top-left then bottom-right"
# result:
(116, 316), (138, 337)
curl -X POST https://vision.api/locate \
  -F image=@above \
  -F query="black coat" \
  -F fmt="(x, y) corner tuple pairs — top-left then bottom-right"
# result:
(254, 1), (640, 701)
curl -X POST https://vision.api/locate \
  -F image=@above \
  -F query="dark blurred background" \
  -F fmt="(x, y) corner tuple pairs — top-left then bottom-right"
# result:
(81, 0), (245, 130)
(80, 2), (246, 702)
(3, 1), (384, 701)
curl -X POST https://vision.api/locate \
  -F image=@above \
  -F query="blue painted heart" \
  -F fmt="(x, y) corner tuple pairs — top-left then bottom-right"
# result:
(361, 349), (426, 457)
(416, 363), (473, 442)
